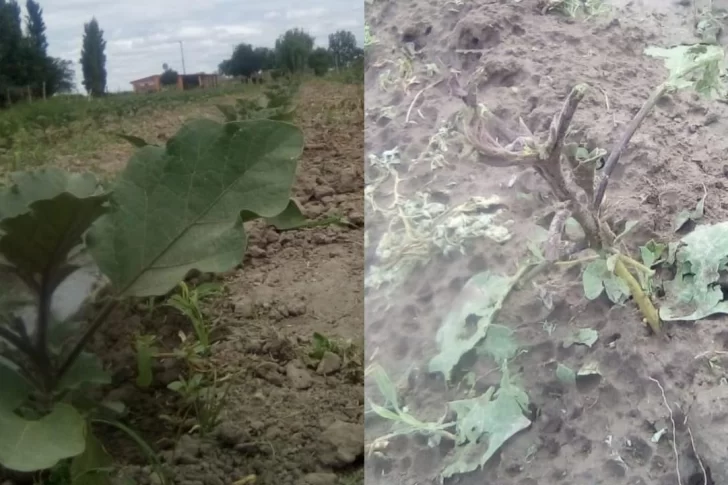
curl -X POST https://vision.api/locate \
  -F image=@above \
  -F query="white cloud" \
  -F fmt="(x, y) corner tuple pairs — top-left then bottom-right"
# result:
(36, 0), (363, 92)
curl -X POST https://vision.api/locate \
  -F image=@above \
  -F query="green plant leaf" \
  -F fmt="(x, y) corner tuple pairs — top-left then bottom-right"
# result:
(216, 104), (238, 122)
(645, 44), (726, 97)
(441, 366), (530, 479)
(0, 192), (109, 288)
(70, 429), (113, 485)
(428, 271), (517, 380)
(0, 403), (86, 472)
(661, 221), (728, 320)
(58, 352), (112, 391)
(673, 188), (707, 232)
(87, 119), (303, 297)
(556, 363), (576, 385)
(258, 199), (308, 230)
(478, 324), (518, 363)
(563, 328), (598, 348)
(582, 259), (629, 304)
(0, 357), (32, 411)
(582, 260), (606, 300)
(0, 168), (103, 220)
(135, 336), (157, 388)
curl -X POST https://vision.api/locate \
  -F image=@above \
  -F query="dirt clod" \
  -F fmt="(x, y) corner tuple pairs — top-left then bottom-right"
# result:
(318, 420), (364, 467)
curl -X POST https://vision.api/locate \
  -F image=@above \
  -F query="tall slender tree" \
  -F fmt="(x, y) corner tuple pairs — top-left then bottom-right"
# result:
(80, 17), (107, 96)
(25, 0), (47, 52)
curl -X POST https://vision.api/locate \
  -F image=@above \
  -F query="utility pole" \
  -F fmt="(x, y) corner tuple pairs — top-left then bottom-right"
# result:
(178, 40), (186, 74)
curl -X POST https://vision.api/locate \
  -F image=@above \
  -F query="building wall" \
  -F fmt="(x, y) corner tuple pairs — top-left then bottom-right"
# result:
(131, 76), (161, 93)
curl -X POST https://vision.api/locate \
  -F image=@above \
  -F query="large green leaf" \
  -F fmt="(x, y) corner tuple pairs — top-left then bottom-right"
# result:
(429, 271), (515, 380)
(70, 429), (113, 485)
(0, 403), (86, 472)
(661, 221), (728, 321)
(0, 192), (109, 281)
(0, 168), (102, 220)
(0, 357), (32, 411)
(87, 119), (303, 297)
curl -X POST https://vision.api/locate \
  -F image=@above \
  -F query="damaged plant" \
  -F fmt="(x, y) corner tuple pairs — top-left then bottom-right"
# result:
(0, 118), (307, 476)
(461, 43), (726, 334)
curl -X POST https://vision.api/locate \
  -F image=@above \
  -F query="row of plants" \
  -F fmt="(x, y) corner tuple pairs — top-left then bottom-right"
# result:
(0, 78), (310, 482)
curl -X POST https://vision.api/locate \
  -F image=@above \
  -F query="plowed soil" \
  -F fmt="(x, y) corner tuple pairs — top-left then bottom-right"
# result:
(365, 1), (728, 484)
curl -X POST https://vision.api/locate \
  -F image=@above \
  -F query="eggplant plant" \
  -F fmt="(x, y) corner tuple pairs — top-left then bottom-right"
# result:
(0, 117), (306, 475)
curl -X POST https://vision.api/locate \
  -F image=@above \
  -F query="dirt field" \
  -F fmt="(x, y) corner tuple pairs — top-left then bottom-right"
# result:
(0, 80), (364, 485)
(364, 1), (728, 484)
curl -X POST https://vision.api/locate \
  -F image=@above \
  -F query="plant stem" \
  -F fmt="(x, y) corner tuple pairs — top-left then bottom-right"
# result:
(56, 298), (119, 382)
(617, 253), (654, 275)
(593, 82), (668, 211)
(613, 258), (661, 334)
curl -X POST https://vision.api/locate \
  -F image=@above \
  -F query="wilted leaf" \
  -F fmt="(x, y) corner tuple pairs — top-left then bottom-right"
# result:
(673, 189), (707, 232)
(661, 221), (728, 320)
(577, 361), (601, 376)
(556, 363), (576, 385)
(87, 119), (303, 297)
(441, 367), (530, 479)
(478, 324), (518, 363)
(563, 328), (598, 348)
(0, 403), (86, 472)
(645, 44), (726, 98)
(429, 271), (516, 380)
(582, 259), (630, 304)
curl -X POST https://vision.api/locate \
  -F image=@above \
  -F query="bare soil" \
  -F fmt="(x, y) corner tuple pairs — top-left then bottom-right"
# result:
(365, 1), (728, 484)
(3, 80), (364, 485)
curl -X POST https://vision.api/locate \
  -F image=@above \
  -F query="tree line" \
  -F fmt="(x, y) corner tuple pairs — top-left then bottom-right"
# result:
(0, 0), (108, 106)
(219, 28), (362, 79)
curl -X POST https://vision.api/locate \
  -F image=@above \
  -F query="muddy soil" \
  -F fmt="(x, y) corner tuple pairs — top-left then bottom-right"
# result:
(2, 80), (364, 485)
(365, 1), (728, 484)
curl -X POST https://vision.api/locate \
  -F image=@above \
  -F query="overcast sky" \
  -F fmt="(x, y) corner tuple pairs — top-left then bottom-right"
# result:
(37, 0), (364, 92)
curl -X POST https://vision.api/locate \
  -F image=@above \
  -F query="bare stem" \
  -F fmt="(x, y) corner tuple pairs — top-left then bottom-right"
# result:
(593, 82), (669, 211)
(614, 258), (661, 334)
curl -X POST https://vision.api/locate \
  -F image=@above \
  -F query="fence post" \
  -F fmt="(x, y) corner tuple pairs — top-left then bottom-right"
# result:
(26, 85), (32, 103)
(42, 81), (46, 100)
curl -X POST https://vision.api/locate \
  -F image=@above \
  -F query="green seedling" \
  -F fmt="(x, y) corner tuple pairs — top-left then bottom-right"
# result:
(463, 43), (726, 335)
(167, 371), (231, 435)
(166, 281), (223, 353)
(0, 116), (311, 473)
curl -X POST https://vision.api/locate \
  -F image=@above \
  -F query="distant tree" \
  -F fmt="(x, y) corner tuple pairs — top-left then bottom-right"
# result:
(254, 46), (277, 70)
(25, 0), (47, 52)
(275, 28), (314, 74)
(46, 58), (75, 94)
(80, 17), (107, 96)
(0, 0), (26, 92)
(160, 63), (178, 85)
(219, 43), (264, 79)
(308, 47), (330, 76)
(328, 30), (358, 70)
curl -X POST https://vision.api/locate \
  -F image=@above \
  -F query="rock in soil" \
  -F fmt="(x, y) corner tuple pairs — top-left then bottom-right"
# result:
(317, 351), (343, 375)
(286, 360), (314, 389)
(318, 420), (364, 467)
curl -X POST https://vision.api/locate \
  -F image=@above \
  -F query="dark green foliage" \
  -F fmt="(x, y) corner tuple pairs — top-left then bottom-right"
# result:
(218, 43), (274, 78)
(275, 28), (314, 74)
(0, 0), (74, 106)
(160, 65), (178, 86)
(308, 47), (331, 76)
(328, 30), (359, 70)
(80, 17), (107, 97)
